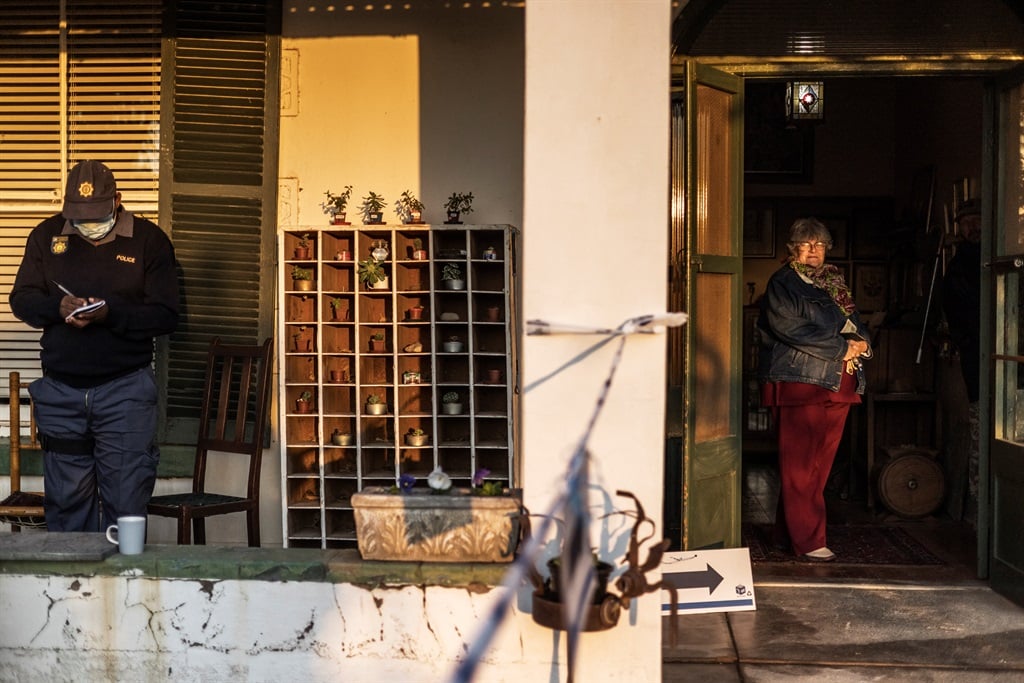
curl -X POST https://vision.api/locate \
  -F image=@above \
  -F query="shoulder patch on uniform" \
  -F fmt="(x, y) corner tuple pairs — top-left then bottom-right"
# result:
(51, 236), (69, 255)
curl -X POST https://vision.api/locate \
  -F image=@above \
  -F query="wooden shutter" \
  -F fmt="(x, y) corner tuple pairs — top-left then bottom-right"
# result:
(0, 1), (161, 397)
(162, 0), (280, 441)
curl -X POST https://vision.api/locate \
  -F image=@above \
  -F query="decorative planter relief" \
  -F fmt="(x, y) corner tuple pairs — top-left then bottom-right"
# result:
(351, 488), (521, 562)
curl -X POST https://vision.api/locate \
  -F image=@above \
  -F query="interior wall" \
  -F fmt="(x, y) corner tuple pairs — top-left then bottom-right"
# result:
(744, 77), (983, 297)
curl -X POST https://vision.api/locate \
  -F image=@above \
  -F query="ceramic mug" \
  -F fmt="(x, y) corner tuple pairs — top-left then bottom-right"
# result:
(105, 515), (146, 555)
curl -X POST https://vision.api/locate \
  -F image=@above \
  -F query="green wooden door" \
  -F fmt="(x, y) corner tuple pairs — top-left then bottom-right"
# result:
(988, 68), (1024, 606)
(673, 62), (744, 550)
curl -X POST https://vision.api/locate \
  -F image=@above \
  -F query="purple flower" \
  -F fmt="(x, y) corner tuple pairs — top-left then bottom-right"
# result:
(472, 468), (491, 487)
(399, 473), (416, 493)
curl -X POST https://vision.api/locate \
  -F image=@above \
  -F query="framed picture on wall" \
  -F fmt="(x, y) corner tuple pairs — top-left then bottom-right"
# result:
(853, 263), (887, 312)
(744, 201), (776, 257)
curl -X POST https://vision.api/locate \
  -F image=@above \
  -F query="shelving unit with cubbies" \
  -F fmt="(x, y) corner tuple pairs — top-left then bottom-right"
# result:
(278, 224), (518, 548)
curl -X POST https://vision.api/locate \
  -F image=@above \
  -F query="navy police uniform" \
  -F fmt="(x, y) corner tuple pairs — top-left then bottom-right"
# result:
(9, 160), (179, 531)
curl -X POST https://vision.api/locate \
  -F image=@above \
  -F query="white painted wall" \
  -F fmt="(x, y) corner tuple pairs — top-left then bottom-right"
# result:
(0, 573), (546, 682)
(521, 2), (671, 682)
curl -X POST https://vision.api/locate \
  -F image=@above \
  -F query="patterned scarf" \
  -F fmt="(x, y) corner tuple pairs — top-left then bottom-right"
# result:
(790, 260), (856, 316)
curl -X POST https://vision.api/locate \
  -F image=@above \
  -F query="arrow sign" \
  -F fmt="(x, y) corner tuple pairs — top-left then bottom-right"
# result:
(662, 548), (756, 615)
(664, 563), (724, 593)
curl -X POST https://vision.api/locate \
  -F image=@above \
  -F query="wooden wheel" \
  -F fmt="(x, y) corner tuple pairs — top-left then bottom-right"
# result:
(877, 451), (945, 518)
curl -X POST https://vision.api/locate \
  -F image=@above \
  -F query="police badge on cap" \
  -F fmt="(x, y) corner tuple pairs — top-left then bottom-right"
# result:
(62, 160), (117, 220)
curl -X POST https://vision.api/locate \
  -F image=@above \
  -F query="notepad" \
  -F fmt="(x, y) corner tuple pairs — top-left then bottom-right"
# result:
(68, 300), (106, 319)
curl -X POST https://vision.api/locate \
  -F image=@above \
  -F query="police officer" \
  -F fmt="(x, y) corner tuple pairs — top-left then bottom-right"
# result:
(9, 160), (180, 531)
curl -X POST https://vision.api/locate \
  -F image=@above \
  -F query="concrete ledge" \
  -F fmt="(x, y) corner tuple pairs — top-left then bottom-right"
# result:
(0, 532), (510, 588)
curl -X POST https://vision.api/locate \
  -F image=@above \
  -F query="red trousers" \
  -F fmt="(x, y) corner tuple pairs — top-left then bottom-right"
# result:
(773, 397), (852, 554)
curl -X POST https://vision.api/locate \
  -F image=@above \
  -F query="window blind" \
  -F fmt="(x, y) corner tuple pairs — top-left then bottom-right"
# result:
(0, 0), (162, 398)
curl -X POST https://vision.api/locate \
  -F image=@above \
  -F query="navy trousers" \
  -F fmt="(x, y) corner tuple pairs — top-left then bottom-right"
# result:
(29, 368), (160, 531)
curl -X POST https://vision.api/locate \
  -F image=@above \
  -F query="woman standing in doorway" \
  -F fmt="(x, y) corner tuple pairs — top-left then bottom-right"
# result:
(757, 217), (872, 562)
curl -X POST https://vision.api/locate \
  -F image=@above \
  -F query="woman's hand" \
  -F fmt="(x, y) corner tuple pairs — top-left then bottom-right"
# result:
(843, 339), (868, 361)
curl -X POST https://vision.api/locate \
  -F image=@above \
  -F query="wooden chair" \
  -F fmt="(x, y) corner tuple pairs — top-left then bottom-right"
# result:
(0, 371), (46, 531)
(148, 337), (273, 546)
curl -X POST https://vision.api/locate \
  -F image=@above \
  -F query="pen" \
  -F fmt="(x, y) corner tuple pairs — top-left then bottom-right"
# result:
(53, 281), (76, 298)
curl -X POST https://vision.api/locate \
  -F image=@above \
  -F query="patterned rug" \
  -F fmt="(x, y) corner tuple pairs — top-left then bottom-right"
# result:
(742, 523), (945, 565)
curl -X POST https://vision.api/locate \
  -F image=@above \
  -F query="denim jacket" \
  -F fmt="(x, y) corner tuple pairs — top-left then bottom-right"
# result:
(757, 265), (872, 393)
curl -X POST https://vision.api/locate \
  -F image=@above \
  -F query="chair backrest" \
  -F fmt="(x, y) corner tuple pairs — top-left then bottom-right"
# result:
(193, 338), (273, 498)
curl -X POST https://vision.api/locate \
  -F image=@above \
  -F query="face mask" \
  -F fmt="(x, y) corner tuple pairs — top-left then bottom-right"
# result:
(73, 211), (116, 240)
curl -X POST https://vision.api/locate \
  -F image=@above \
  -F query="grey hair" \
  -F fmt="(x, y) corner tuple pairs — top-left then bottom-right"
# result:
(786, 217), (833, 258)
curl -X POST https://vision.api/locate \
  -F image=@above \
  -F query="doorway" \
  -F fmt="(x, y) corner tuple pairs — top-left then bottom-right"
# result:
(740, 76), (983, 579)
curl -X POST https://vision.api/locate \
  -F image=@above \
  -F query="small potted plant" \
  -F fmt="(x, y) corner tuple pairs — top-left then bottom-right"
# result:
(397, 190), (425, 224)
(483, 304), (501, 322)
(291, 265), (314, 291)
(323, 186), (353, 225)
(407, 304), (425, 321)
(443, 191), (474, 224)
(329, 297), (348, 321)
(329, 367), (347, 383)
(334, 247), (352, 261)
(292, 325), (311, 352)
(443, 335), (464, 353)
(402, 370), (422, 384)
(441, 262), (465, 290)
(364, 393), (387, 415)
(410, 237), (428, 260)
(294, 233), (312, 259)
(404, 427), (428, 447)
(442, 391), (462, 415)
(295, 390), (313, 413)
(331, 428), (353, 446)
(369, 331), (386, 352)
(359, 191), (387, 225)
(485, 368), (502, 384)
(357, 258), (388, 290)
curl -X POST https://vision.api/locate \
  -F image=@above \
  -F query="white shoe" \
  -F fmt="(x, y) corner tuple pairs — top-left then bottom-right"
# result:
(804, 547), (836, 562)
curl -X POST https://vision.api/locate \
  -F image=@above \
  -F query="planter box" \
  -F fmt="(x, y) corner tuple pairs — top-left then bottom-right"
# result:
(352, 488), (521, 562)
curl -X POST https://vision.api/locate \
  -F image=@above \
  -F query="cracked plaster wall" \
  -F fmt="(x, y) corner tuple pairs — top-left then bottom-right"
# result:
(0, 573), (656, 682)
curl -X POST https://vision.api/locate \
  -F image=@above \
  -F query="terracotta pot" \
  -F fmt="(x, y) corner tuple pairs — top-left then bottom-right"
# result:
(294, 246), (311, 260)
(295, 399), (312, 414)
(329, 370), (346, 383)
(334, 249), (352, 261)
(486, 369), (502, 383)
(411, 249), (427, 260)
(485, 306), (500, 322)
(369, 339), (386, 352)
(407, 307), (424, 320)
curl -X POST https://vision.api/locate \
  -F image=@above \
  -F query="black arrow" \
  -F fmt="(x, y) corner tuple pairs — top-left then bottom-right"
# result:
(664, 564), (724, 594)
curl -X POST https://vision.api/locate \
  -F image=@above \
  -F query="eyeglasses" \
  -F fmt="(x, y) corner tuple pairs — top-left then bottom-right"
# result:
(795, 241), (829, 251)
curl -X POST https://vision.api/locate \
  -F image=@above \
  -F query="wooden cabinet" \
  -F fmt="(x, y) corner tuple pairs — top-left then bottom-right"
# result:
(278, 224), (518, 548)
